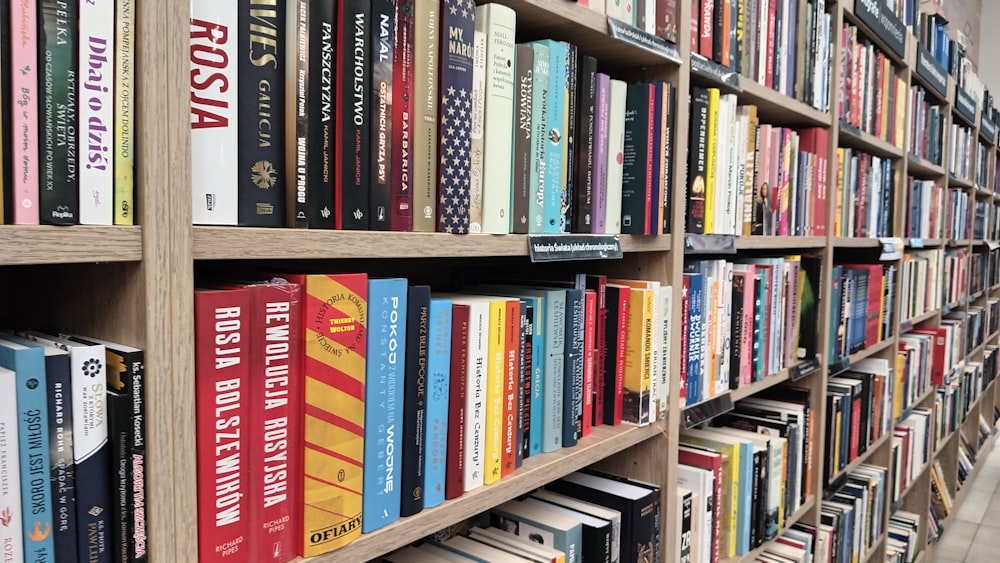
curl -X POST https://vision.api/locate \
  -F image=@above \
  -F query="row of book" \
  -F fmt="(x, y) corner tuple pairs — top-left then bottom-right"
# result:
(685, 93), (829, 237)
(833, 148), (895, 239)
(193, 271), (671, 560)
(828, 262), (896, 366)
(896, 331), (935, 419)
(0, 0), (134, 225)
(585, 0), (679, 40)
(900, 250), (942, 322)
(679, 387), (814, 559)
(821, 465), (888, 563)
(948, 122), (976, 181)
(943, 189), (971, 241)
(890, 408), (933, 504)
(977, 140), (992, 188)
(190, 0), (680, 235)
(970, 252), (991, 295)
(916, 10), (976, 91)
(0, 331), (147, 563)
(942, 249), (970, 306)
(885, 510), (922, 563)
(688, 0), (833, 112)
(908, 85), (945, 166)
(825, 358), (894, 482)
(681, 256), (820, 406)
(973, 200), (991, 242)
(839, 22), (907, 149)
(901, 179), (943, 240)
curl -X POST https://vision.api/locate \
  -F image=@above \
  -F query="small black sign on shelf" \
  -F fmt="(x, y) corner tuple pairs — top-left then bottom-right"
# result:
(527, 234), (624, 262)
(829, 357), (850, 376)
(915, 45), (948, 99)
(684, 233), (737, 255)
(690, 54), (741, 90)
(607, 17), (682, 64)
(681, 392), (735, 429)
(853, 0), (906, 58)
(981, 117), (997, 144)
(955, 86), (977, 125)
(900, 319), (914, 333)
(789, 358), (820, 382)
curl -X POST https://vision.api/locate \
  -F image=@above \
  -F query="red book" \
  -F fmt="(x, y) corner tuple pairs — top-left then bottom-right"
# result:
(502, 299), (520, 477)
(699, 0), (713, 58)
(445, 303), (470, 499)
(842, 263), (884, 348)
(247, 281), (302, 563)
(798, 128), (828, 236)
(679, 276), (689, 404)
(604, 284), (630, 425)
(765, 0), (777, 88)
(690, 0), (698, 54)
(912, 327), (949, 385)
(582, 289), (596, 437)
(195, 287), (252, 563)
(391, 0), (415, 230)
(586, 275), (607, 427)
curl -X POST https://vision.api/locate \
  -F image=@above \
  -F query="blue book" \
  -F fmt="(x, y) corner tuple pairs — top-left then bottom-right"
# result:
(829, 265), (844, 364)
(683, 272), (704, 406)
(0, 338), (56, 563)
(532, 40), (566, 233)
(362, 278), (408, 532)
(423, 297), (452, 509)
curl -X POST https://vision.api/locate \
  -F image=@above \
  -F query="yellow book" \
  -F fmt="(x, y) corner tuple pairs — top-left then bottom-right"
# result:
(895, 76), (907, 149)
(114, 0), (135, 224)
(704, 88), (720, 234)
(835, 148), (845, 236)
(621, 287), (654, 426)
(484, 298), (506, 484)
(881, 57), (891, 140)
(893, 352), (905, 421)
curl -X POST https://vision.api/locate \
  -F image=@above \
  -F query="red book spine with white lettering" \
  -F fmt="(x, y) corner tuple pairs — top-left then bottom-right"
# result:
(390, 0), (415, 230)
(582, 289), (596, 437)
(445, 303), (470, 499)
(247, 282), (302, 563)
(194, 287), (252, 562)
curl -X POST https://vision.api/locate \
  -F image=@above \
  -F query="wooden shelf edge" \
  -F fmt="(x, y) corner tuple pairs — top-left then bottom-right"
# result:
(719, 496), (817, 563)
(295, 423), (663, 562)
(828, 431), (892, 486)
(192, 228), (672, 260)
(832, 236), (882, 248)
(838, 121), (905, 159)
(948, 175), (974, 189)
(901, 308), (941, 330)
(861, 532), (888, 563)
(737, 79), (832, 127)
(735, 236), (827, 250)
(906, 155), (946, 178)
(0, 225), (143, 265)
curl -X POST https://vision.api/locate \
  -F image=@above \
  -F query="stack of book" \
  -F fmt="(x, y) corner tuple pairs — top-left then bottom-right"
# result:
(900, 250), (942, 321)
(948, 122), (975, 181)
(908, 85), (945, 165)
(896, 333), (934, 419)
(886, 510), (922, 563)
(834, 148), (895, 238)
(193, 271), (671, 559)
(839, 22), (906, 148)
(942, 249), (970, 305)
(825, 359), (893, 482)
(901, 179), (944, 240)
(890, 408), (933, 503)
(821, 465), (888, 563)
(943, 189), (971, 241)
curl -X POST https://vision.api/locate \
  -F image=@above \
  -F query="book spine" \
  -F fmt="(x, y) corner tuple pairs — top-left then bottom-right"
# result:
(112, 0), (135, 223)
(362, 278), (407, 532)
(592, 73), (610, 233)
(10, 0), (39, 223)
(237, 0), (286, 227)
(467, 29), (486, 232)
(583, 290), (597, 434)
(436, 0), (475, 234)
(564, 290), (585, 446)
(687, 87), (709, 234)
(527, 299), (544, 455)
(424, 298), (452, 508)
(477, 4), (517, 234)
(306, 0), (335, 228)
(248, 284), (300, 562)
(195, 291), (250, 562)
(542, 42), (567, 233)
(297, 273), (366, 556)
(335, 0), (371, 229)
(511, 45), (534, 234)
(126, 350), (147, 563)
(517, 302), (530, 466)
(484, 300), (506, 484)
(284, 0), (308, 227)
(401, 285), (430, 516)
(191, 3), (238, 225)
(0, 370), (23, 562)
(502, 299), (520, 476)
(390, 0), (415, 231)
(107, 388), (132, 563)
(528, 43), (550, 233)
(464, 302), (488, 489)
(14, 355), (55, 562)
(78, 0), (116, 224)
(369, 0), (394, 230)
(605, 79), (627, 234)
(445, 303), (469, 499)
(563, 45), (577, 232)
(543, 293), (566, 451)
(621, 83), (653, 234)
(39, 0), (79, 224)
(42, 354), (76, 563)
(573, 56), (597, 233)
(411, 1), (439, 232)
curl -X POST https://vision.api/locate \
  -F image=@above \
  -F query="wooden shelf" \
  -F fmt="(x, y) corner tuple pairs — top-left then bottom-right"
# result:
(948, 174), (974, 189)
(861, 533), (887, 563)
(730, 366), (796, 403)
(828, 431), (892, 487)
(905, 238), (944, 248)
(838, 122), (905, 159)
(832, 236), (882, 248)
(0, 225), (143, 265)
(975, 187), (995, 199)
(900, 308), (941, 332)
(907, 155), (946, 178)
(735, 236), (826, 250)
(719, 497), (817, 563)
(192, 228), (670, 260)
(735, 79), (832, 127)
(948, 239), (971, 247)
(294, 423), (662, 562)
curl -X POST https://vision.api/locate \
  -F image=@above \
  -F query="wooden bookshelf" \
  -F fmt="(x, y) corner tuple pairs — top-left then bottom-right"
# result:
(0, 225), (143, 265)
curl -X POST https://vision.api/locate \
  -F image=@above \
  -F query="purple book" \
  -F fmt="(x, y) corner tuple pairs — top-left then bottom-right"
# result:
(592, 73), (611, 234)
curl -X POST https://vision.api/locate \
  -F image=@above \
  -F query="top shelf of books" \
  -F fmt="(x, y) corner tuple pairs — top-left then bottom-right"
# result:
(192, 228), (671, 260)
(0, 226), (143, 266)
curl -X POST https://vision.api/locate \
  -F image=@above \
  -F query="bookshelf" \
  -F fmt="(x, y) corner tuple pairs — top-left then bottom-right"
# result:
(7, 0), (1000, 561)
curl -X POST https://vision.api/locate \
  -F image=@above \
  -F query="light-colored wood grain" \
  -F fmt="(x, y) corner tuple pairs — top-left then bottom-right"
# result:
(293, 424), (661, 562)
(906, 155), (946, 179)
(735, 236), (827, 250)
(737, 79), (832, 127)
(0, 225), (142, 265)
(948, 175), (974, 189)
(838, 123), (906, 160)
(718, 497), (816, 563)
(831, 236), (882, 248)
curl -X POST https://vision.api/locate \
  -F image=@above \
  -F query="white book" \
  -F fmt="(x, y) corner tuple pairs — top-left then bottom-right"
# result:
(587, 0), (606, 14)
(78, 0), (116, 224)
(468, 527), (565, 562)
(529, 489), (621, 563)
(476, 4), (517, 234)
(677, 465), (713, 563)
(604, 79), (627, 234)
(190, 0), (238, 225)
(714, 95), (734, 233)
(0, 366), (24, 563)
(658, 286), (672, 420)
(468, 29), (487, 232)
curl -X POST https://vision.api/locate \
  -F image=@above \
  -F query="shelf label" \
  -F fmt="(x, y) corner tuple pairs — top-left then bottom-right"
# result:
(915, 45), (948, 99)
(684, 233), (737, 254)
(527, 234), (623, 262)
(838, 120), (862, 140)
(878, 237), (903, 261)
(690, 54), (741, 90)
(853, 0), (906, 58)
(987, 240), (1000, 250)
(789, 358), (820, 382)
(681, 392), (735, 429)
(955, 86), (977, 125)
(607, 17), (682, 64)
(909, 238), (924, 248)
(982, 117), (997, 144)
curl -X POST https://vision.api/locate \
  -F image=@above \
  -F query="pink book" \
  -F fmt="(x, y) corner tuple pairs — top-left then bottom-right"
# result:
(767, 128), (781, 236)
(731, 264), (755, 386)
(591, 73), (610, 233)
(11, 0), (39, 223)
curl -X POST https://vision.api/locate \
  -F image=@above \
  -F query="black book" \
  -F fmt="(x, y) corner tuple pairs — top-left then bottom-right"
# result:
(687, 87), (709, 233)
(286, 0), (309, 227)
(679, 488), (692, 563)
(307, 0), (336, 228)
(515, 301), (527, 468)
(621, 82), (652, 234)
(0, 0), (9, 223)
(400, 284), (430, 517)
(369, 0), (395, 230)
(729, 271), (747, 390)
(520, 301), (534, 461)
(563, 44), (578, 232)
(603, 284), (628, 426)
(39, 0), (79, 224)
(336, 0), (371, 229)
(511, 44), (534, 234)
(662, 81), (676, 234)
(238, 0), (286, 226)
(563, 288), (584, 447)
(572, 55), (597, 233)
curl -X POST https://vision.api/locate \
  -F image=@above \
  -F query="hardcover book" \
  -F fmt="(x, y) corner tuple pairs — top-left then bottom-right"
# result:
(335, 0), (371, 229)
(573, 56), (598, 233)
(412, 1), (440, 232)
(528, 42), (551, 234)
(436, 0), (475, 233)
(370, 0), (395, 230)
(401, 285), (430, 516)
(39, 0), (78, 224)
(423, 298), (452, 508)
(391, 0), (415, 231)
(444, 302), (469, 499)
(78, 0), (115, 224)
(114, 0), (135, 224)
(511, 44), (534, 234)
(307, 0), (335, 228)
(468, 29), (486, 232)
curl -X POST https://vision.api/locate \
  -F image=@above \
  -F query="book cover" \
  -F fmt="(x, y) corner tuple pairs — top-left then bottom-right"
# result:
(603, 284), (630, 425)
(436, 0), (475, 234)
(335, 0), (371, 229)
(307, 0), (336, 228)
(114, 0), (134, 224)
(502, 298), (521, 476)
(78, 0), (115, 225)
(284, 0), (308, 227)
(573, 55), (598, 233)
(391, 0), (415, 231)
(401, 285), (430, 516)
(363, 278), (408, 532)
(511, 44), (534, 234)
(191, 4), (238, 225)
(284, 273), (367, 557)
(592, 73), (610, 233)
(423, 298), (452, 508)
(370, 0), (395, 230)
(237, 0), (286, 226)
(193, 289), (250, 561)
(10, 0), (39, 223)
(528, 42), (550, 234)
(444, 302), (469, 499)
(476, 3), (517, 234)
(621, 83), (655, 234)
(412, 0), (439, 232)
(483, 297), (508, 484)
(563, 288), (585, 446)
(39, 0), (78, 224)
(516, 301), (530, 467)
(533, 40), (567, 233)
(605, 79), (627, 234)
(467, 29), (486, 232)
(687, 87), (709, 234)
(0, 367), (23, 562)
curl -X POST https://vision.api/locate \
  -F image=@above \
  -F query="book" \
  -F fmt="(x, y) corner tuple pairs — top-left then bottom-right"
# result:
(362, 278), (408, 532)
(335, 0), (371, 229)
(424, 298), (452, 508)
(0, 367), (22, 562)
(114, 0), (135, 224)
(529, 489), (621, 563)
(78, 0), (115, 225)
(512, 44), (534, 234)
(528, 42), (551, 233)
(489, 500), (583, 563)
(573, 56), (598, 233)
(605, 79), (627, 234)
(391, 0), (415, 231)
(9, 0), (39, 223)
(468, 29), (486, 232)
(39, 0), (78, 224)
(444, 302), (470, 500)
(307, 0), (335, 228)
(521, 497), (612, 563)
(412, 0), (440, 232)
(401, 285), (430, 516)
(191, 2), (238, 225)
